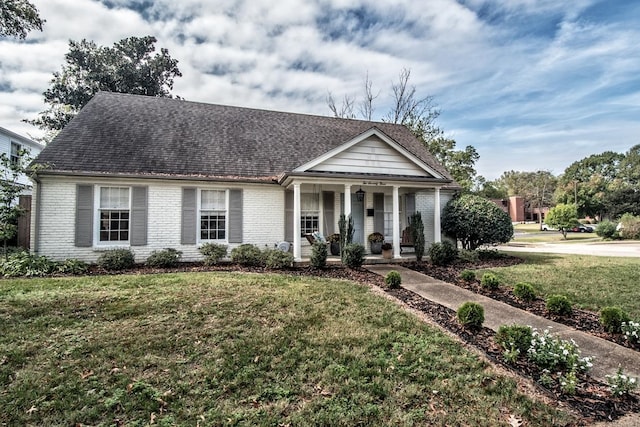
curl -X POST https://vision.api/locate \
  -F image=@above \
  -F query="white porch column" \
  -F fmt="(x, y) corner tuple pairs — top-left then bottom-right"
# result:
(344, 184), (352, 218)
(293, 183), (301, 261)
(434, 187), (442, 243)
(392, 185), (401, 258)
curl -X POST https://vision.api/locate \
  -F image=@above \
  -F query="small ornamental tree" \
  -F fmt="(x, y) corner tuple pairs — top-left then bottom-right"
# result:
(545, 203), (579, 239)
(441, 194), (513, 250)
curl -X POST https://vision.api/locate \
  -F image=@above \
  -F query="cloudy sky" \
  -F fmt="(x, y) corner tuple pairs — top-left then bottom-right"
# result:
(1, 0), (639, 180)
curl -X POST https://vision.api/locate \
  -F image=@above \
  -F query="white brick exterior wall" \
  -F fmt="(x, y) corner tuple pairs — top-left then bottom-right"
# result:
(416, 189), (455, 247)
(32, 176), (285, 262)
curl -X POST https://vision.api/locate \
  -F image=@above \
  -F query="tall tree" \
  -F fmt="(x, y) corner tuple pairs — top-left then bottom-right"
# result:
(0, 0), (43, 39)
(555, 151), (624, 218)
(327, 68), (480, 192)
(497, 170), (557, 225)
(29, 36), (182, 132)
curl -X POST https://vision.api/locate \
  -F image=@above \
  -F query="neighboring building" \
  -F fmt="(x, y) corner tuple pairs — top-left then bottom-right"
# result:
(492, 196), (549, 223)
(30, 92), (459, 262)
(0, 126), (44, 249)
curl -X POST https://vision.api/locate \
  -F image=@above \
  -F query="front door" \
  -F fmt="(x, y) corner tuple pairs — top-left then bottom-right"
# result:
(351, 195), (364, 245)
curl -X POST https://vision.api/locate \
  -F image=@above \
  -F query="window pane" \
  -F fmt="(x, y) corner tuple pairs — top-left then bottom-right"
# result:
(100, 187), (129, 209)
(201, 190), (225, 210)
(99, 209), (130, 242)
(301, 193), (319, 211)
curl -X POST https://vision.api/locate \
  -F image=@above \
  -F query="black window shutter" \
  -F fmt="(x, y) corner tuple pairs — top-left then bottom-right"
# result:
(181, 188), (197, 245)
(130, 186), (148, 246)
(75, 185), (94, 247)
(284, 191), (293, 242)
(322, 191), (335, 235)
(228, 189), (243, 243)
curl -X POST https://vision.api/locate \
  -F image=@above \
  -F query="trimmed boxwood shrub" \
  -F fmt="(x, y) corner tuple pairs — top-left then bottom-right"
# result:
(264, 248), (294, 269)
(385, 270), (402, 288)
(457, 302), (484, 330)
(146, 248), (182, 268)
(513, 282), (536, 302)
(310, 241), (328, 269)
(97, 248), (135, 271)
(480, 272), (500, 290)
(546, 294), (573, 316)
(199, 243), (227, 265)
(342, 243), (365, 268)
(231, 244), (264, 266)
(459, 269), (476, 282)
(428, 241), (457, 266)
(600, 306), (631, 334)
(496, 324), (533, 355)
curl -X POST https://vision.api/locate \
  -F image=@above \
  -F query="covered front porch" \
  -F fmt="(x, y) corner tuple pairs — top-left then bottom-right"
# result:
(283, 177), (444, 261)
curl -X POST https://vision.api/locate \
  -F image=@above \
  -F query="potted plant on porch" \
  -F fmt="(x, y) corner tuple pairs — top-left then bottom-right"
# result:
(381, 242), (393, 259)
(328, 233), (341, 256)
(368, 232), (384, 254)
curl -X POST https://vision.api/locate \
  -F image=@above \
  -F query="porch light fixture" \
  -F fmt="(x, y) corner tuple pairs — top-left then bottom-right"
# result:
(355, 187), (365, 202)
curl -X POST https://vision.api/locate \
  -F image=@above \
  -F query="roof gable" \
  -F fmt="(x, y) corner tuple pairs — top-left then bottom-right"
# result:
(296, 128), (443, 178)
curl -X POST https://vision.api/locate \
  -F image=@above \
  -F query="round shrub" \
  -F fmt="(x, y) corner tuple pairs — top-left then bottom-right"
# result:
(264, 248), (294, 269)
(310, 241), (328, 269)
(457, 249), (479, 263)
(97, 248), (135, 271)
(496, 324), (533, 355)
(199, 243), (227, 265)
(231, 244), (264, 266)
(57, 258), (89, 275)
(513, 282), (536, 302)
(428, 241), (457, 266)
(600, 306), (631, 334)
(457, 302), (485, 330)
(546, 294), (573, 316)
(146, 248), (182, 268)
(480, 272), (500, 290)
(442, 194), (514, 250)
(385, 270), (402, 288)
(459, 269), (476, 282)
(342, 243), (365, 268)
(595, 220), (617, 239)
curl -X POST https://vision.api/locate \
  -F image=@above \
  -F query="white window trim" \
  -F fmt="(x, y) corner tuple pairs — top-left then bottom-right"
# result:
(197, 188), (229, 244)
(93, 185), (132, 248)
(300, 192), (322, 237)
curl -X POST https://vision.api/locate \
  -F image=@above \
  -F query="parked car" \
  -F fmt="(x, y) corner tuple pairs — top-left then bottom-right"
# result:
(541, 223), (557, 231)
(568, 224), (594, 233)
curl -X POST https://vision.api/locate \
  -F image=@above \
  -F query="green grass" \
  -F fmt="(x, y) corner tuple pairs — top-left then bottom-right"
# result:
(0, 272), (573, 426)
(480, 253), (640, 318)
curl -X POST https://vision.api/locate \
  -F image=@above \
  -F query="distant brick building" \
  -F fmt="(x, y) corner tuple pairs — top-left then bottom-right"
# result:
(491, 196), (549, 223)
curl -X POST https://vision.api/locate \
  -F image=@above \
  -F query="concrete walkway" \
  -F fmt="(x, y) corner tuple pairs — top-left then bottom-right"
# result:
(365, 265), (640, 384)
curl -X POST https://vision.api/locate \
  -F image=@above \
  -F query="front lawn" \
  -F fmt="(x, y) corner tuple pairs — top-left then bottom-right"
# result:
(479, 252), (640, 318)
(0, 272), (572, 426)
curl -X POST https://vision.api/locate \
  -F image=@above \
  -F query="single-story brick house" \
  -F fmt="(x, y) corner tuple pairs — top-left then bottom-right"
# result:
(30, 91), (459, 262)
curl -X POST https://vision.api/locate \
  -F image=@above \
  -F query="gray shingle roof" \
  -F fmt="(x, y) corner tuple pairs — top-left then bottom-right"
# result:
(34, 92), (456, 184)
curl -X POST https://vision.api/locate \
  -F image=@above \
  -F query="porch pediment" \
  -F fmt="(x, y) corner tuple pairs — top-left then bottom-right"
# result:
(293, 128), (444, 179)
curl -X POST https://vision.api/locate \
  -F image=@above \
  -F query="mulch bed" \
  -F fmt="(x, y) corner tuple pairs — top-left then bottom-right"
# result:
(402, 258), (639, 352)
(84, 260), (640, 423)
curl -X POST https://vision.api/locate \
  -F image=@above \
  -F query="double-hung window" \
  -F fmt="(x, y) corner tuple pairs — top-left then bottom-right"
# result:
(300, 193), (319, 235)
(200, 189), (227, 241)
(383, 195), (402, 241)
(98, 187), (130, 243)
(10, 142), (21, 165)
